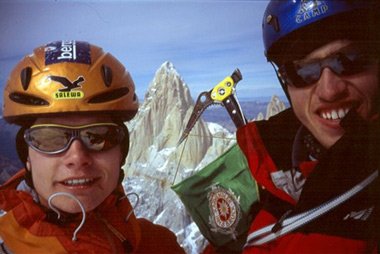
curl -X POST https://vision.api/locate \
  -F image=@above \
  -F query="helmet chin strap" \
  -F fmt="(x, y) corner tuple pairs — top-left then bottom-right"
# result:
(269, 61), (292, 107)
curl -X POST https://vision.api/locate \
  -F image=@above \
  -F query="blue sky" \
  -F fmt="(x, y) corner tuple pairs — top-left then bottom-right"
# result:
(0, 0), (285, 106)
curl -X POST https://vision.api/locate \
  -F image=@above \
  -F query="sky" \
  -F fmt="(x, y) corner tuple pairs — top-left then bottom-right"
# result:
(0, 0), (285, 107)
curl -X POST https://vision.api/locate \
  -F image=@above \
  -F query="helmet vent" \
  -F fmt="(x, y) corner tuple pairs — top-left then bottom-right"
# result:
(9, 92), (49, 106)
(88, 87), (130, 104)
(266, 14), (280, 32)
(20, 67), (32, 91)
(101, 65), (113, 87)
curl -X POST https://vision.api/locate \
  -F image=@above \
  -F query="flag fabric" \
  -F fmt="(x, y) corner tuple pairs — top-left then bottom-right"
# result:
(171, 143), (259, 251)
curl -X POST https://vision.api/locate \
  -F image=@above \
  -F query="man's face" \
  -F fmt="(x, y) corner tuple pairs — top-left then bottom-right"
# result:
(287, 39), (379, 148)
(27, 115), (123, 213)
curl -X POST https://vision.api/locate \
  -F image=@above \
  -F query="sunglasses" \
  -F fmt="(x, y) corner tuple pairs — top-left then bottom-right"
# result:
(276, 48), (377, 88)
(24, 123), (126, 155)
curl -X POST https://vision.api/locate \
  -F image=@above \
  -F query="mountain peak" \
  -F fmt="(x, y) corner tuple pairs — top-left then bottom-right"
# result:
(142, 61), (191, 113)
(125, 62), (216, 176)
(160, 61), (175, 71)
(153, 61), (180, 79)
(266, 95), (286, 119)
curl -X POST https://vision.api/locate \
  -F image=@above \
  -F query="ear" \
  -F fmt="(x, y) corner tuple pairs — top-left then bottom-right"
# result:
(118, 169), (125, 184)
(16, 126), (30, 165)
(26, 157), (31, 171)
(24, 157), (35, 188)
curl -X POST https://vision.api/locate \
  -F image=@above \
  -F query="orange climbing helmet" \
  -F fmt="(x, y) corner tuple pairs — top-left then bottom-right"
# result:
(3, 40), (139, 125)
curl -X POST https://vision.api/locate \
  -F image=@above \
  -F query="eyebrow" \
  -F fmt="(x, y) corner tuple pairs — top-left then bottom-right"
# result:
(294, 43), (365, 65)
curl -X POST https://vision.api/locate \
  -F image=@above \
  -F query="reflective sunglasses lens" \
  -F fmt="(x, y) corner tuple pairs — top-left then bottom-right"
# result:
(280, 49), (376, 88)
(25, 127), (71, 153)
(25, 124), (125, 154)
(279, 63), (307, 87)
(295, 62), (322, 86)
(338, 52), (373, 76)
(80, 125), (125, 152)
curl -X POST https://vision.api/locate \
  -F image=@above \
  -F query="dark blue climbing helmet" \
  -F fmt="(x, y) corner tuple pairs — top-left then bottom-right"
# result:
(262, 0), (379, 63)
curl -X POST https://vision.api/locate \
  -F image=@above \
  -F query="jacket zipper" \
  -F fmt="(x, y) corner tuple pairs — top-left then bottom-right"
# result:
(245, 170), (378, 247)
(95, 213), (132, 253)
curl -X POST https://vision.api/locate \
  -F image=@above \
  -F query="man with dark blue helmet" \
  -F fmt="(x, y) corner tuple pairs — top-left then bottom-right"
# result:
(240, 0), (380, 253)
(205, 1), (380, 253)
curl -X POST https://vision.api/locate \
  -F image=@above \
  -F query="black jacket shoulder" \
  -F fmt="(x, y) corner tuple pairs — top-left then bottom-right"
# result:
(255, 108), (300, 170)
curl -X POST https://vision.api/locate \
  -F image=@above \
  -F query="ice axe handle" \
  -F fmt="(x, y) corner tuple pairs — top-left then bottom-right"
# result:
(231, 69), (242, 83)
(222, 94), (247, 128)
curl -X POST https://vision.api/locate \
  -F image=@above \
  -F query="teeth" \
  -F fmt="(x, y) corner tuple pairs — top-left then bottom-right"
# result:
(64, 178), (93, 186)
(331, 111), (338, 120)
(338, 109), (345, 118)
(320, 108), (350, 120)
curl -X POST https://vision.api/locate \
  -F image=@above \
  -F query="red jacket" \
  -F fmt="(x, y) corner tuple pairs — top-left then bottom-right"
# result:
(236, 109), (379, 254)
(0, 170), (185, 254)
(204, 109), (379, 253)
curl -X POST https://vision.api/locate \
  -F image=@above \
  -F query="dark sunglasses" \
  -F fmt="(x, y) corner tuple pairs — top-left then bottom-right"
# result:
(24, 123), (125, 155)
(276, 49), (377, 88)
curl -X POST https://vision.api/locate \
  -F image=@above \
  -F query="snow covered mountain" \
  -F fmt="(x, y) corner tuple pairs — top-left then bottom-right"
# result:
(122, 61), (235, 253)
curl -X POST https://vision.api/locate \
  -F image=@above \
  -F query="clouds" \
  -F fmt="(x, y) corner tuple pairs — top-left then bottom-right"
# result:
(0, 0), (284, 105)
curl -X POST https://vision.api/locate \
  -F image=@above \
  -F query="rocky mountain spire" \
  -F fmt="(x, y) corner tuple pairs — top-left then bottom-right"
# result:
(124, 61), (216, 182)
(265, 95), (286, 119)
(122, 62), (233, 253)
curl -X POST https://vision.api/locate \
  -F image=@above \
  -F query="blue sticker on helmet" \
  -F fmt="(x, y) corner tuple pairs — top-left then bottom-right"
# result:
(45, 40), (91, 65)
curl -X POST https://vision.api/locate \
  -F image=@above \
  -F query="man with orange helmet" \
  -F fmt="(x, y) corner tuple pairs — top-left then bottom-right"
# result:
(204, 0), (380, 253)
(0, 40), (185, 253)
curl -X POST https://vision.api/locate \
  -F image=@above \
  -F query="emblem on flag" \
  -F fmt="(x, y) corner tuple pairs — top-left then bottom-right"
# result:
(208, 185), (241, 239)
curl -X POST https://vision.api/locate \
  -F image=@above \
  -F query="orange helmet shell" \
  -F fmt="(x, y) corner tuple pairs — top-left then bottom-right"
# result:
(3, 40), (138, 124)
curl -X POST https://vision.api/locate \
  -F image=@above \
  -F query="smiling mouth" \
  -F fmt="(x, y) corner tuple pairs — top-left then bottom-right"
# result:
(62, 178), (95, 186)
(319, 108), (350, 120)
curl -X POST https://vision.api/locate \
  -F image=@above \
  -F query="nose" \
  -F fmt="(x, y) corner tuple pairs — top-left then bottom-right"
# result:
(63, 139), (92, 168)
(315, 67), (349, 102)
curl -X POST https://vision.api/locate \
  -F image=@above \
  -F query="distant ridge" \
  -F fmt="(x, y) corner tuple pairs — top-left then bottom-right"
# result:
(0, 116), (22, 183)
